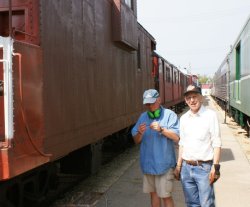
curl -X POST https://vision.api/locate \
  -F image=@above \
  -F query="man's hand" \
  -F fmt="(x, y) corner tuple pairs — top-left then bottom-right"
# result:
(138, 123), (147, 135)
(209, 164), (220, 184)
(150, 121), (160, 131)
(174, 165), (181, 180)
(0, 80), (3, 96)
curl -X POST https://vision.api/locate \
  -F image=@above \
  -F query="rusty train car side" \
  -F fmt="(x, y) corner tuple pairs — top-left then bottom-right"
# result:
(0, 0), (155, 177)
(0, 0), (157, 205)
(0, 0), (193, 206)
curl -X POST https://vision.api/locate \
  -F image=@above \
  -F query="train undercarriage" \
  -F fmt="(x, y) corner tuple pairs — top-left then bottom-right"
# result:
(0, 127), (134, 207)
(212, 96), (250, 138)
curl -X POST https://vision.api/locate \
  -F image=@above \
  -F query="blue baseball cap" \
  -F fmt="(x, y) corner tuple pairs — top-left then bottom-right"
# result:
(143, 89), (159, 104)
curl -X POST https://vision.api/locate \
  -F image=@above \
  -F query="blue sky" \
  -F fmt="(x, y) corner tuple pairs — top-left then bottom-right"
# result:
(137, 0), (250, 76)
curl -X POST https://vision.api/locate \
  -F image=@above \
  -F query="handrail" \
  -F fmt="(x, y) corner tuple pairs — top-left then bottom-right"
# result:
(0, 37), (14, 146)
(13, 52), (52, 157)
(9, 0), (12, 37)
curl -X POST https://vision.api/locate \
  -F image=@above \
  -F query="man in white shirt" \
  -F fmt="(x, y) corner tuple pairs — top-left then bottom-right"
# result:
(174, 85), (222, 207)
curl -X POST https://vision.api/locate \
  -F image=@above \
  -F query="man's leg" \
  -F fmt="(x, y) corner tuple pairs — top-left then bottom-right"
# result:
(181, 162), (201, 207)
(156, 169), (175, 207)
(195, 163), (215, 207)
(162, 196), (174, 207)
(150, 192), (161, 207)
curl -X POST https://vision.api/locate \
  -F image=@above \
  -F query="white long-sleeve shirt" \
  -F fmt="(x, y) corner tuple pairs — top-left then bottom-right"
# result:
(179, 105), (222, 161)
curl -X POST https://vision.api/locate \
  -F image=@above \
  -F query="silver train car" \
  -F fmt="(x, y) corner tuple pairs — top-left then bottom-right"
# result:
(212, 15), (250, 135)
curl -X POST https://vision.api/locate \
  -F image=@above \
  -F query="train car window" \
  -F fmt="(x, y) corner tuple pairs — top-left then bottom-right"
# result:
(0, 11), (10, 37)
(177, 71), (180, 84)
(137, 42), (141, 69)
(125, 0), (133, 10)
(170, 67), (172, 82)
(165, 65), (170, 82)
(0, 10), (25, 40)
(112, 0), (137, 50)
(180, 74), (184, 85)
(12, 10), (26, 41)
(223, 74), (226, 84)
(174, 71), (177, 83)
(236, 43), (241, 80)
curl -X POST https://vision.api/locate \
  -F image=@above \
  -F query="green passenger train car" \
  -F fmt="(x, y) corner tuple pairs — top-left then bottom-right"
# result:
(212, 15), (250, 135)
(229, 15), (250, 129)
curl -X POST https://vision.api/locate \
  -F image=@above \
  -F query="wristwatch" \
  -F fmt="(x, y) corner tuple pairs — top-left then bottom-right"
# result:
(160, 127), (164, 133)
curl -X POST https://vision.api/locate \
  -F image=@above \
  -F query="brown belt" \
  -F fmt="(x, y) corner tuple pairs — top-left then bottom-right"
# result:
(184, 160), (213, 166)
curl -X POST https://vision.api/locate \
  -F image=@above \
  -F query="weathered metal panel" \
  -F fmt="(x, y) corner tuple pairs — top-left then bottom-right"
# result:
(0, 0), (47, 180)
(0, 0), (155, 179)
(112, 0), (138, 50)
(40, 0), (155, 158)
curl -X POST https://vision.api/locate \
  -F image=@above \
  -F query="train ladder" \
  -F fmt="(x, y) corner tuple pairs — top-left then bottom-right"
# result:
(0, 36), (14, 145)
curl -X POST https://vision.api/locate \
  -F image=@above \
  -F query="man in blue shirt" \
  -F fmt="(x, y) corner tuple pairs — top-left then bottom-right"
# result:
(132, 89), (180, 207)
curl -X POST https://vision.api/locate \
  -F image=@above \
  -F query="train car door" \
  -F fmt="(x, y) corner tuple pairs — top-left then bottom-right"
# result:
(0, 43), (3, 141)
(180, 72), (185, 100)
(164, 63), (173, 106)
(177, 70), (181, 101)
(173, 67), (178, 102)
(0, 36), (14, 144)
(157, 57), (165, 103)
(235, 43), (241, 102)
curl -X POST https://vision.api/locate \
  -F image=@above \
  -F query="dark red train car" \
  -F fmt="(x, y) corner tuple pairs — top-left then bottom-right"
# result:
(186, 74), (199, 86)
(0, 0), (156, 205)
(152, 53), (186, 109)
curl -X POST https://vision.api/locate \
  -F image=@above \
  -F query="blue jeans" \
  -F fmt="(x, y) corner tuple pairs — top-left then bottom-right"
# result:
(180, 161), (215, 207)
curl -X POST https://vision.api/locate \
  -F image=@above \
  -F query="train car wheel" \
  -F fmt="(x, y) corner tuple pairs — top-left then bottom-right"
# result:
(0, 201), (15, 207)
(22, 164), (58, 207)
(234, 110), (239, 124)
(247, 119), (250, 138)
(0, 163), (57, 207)
(239, 112), (244, 127)
(0, 179), (22, 207)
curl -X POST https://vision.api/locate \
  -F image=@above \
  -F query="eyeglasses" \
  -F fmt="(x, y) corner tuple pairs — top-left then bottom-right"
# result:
(145, 103), (155, 106)
(185, 95), (199, 101)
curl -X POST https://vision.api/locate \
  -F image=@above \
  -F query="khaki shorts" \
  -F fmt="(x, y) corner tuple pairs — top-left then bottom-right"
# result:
(143, 168), (174, 198)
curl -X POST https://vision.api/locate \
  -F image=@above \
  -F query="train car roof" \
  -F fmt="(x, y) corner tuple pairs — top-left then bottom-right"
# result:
(137, 22), (156, 44)
(215, 15), (250, 77)
(152, 51), (176, 67)
(230, 14), (250, 51)
(153, 51), (196, 76)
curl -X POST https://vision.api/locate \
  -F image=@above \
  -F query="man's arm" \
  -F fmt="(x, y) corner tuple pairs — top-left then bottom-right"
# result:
(174, 145), (183, 180)
(209, 147), (221, 184)
(213, 147), (221, 164)
(133, 132), (143, 144)
(161, 127), (179, 142)
(0, 80), (3, 96)
(150, 120), (179, 142)
(133, 123), (146, 144)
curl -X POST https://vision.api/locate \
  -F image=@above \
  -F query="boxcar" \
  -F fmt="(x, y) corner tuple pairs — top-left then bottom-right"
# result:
(0, 0), (194, 206)
(0, 0), (157, 206)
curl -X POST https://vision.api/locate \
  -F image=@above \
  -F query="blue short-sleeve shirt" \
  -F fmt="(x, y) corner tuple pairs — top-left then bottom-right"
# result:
(131, 106), (180, 175)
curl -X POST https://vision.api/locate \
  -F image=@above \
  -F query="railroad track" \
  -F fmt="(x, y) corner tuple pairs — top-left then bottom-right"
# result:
(49, 144), (140, 207)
